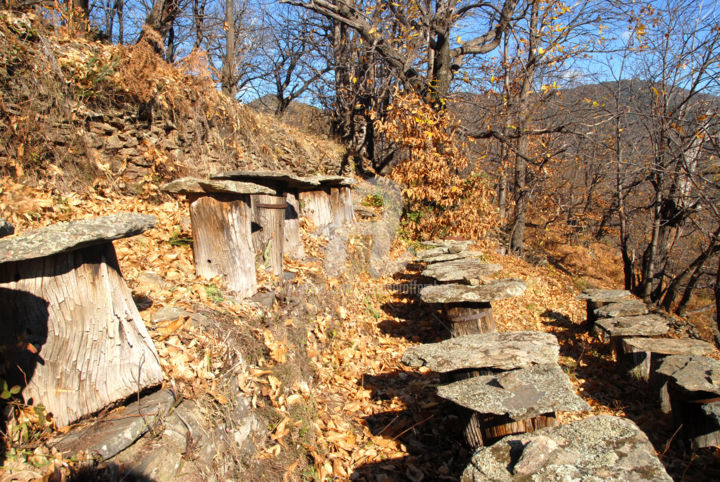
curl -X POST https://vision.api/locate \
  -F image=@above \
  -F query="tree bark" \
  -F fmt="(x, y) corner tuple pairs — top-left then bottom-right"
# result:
(221, 0), (236, 97)
(0, 244), (164, 427)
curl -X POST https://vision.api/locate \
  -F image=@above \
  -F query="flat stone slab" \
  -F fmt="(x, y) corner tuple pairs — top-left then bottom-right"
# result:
(576, 288), (632, 302)
(622, 337), (715, 357)
(421, 259), (502, 285)
(420, 239), (473, 250)
(656, 355), (720, 395)
(461, 415), (672, 481)
(53, 389), (177, 460)
(438, 364), (589, 418)
(212, 169), (322, 189)
(423, 251), (484, 263)
(595, 314), (670, 338)
(594, 299), (648, 318)
(0, 213), (156, 263)
(161, 177), (275, 196)
(420, 279), (526, 304)
(310, 175), (355, 186)
(402, 331), (559, 372)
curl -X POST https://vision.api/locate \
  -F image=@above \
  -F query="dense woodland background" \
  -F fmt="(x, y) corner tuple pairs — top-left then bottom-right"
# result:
(1, 0), (720, 335)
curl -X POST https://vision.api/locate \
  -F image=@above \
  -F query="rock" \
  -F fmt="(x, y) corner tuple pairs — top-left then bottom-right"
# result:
(594, 299), (648, 318)
(105, 134), (125, 150)
(310, 175), (356, 186)
(421, 259), (503, 285)
(88, 122), (116, 134)
(420, 279), (526, 304)
(53, 389), (177, 460)
(437, 364), (589, 419)
(211, 169), (322, 189)
(622, 337), (714, 357)
(151, 305), (190, 323)
(0, 219), (14, 238)
(402, 331), (559, 372)
(161, 177), (275, 196)
(0, 213), (156, 263)
(423, 251), (484, 264)
(656, 355), (720, 395)
(353, 206), (377, 220)
(512, 436), (558, 476)
(249, 290), (276, 308)
(417, 247), (450, 259)
(595, 314), (670, 338)
(420, 239), (473, 250)
(136, 271), (172, 292)
(576, 288), (632, 302)
(461, 415), (672, 481)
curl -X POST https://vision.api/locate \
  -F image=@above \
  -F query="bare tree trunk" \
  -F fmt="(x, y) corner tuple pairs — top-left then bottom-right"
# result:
(140, 0), (180, 56)
(640, 188), (663, 301)
(116, 0), (124, 43)
(221, 0), (236, 97)
(193, 0), (207, 50)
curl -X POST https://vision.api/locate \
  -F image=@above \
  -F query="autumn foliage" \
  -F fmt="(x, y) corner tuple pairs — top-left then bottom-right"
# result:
(379, 91), (497, 241)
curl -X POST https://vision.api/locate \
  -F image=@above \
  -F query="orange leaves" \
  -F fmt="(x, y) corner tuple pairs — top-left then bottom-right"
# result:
(378, 91), (497, 240)
(263, 329), (289, 364)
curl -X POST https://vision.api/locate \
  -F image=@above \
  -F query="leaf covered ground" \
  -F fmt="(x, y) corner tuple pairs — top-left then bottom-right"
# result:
(1, 177), (720, 481)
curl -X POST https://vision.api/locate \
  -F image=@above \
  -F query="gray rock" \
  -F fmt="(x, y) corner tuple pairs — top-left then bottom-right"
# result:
(211, 169), (321, 189)
(161, 177), (275, 196)
(461, 415), (672, 481)
(594, 299), (648, 318)
(420, 239), (473, 250)
(595, 314), (670, 338)
(420, 279), (526, 304)
(422, 259), (503, 285)
(622, 337), (714, 357)
(136, 271), (172, 291)
(249, 290), (277, 308)
(576, 288), (632, 302)
(423, 251), (484, 264)
(310, 175), (356, 186)
(0, 219), (14, 238)
(0, 213), (156, 263)
(151, 305), (191, 323)
(416, 246), (450, 259)
(402, 331), (559, 372)
(437, 364), (589, 418)
(656, 355), (720, 395)
(53, 389), (177, 460)
(105, 134), (125, 150)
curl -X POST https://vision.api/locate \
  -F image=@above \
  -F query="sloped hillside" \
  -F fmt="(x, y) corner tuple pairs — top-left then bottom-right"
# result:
(0, 10), (345, 191)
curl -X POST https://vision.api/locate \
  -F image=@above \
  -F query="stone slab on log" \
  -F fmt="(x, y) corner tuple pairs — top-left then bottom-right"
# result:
(422, 259), (502, 285)
(211, 169), (321, 190)
(0, 213), (155, 263)
(437, 364), (589, 419)
(420, 239), (473, 250)
(53, 389), (177, 460)
(0, 226), (164, 427)
(656, 355), (720, 395)
(402, 331), (559, 372)
(420, 279), (526, 304)
(595, 314), (670, 338)
(161, 177), (275, 196)
(594, 299), (648, 318)
(461, 415), (672, 482)
(622, 337), (715, 383)
(656, 355), (720, 449)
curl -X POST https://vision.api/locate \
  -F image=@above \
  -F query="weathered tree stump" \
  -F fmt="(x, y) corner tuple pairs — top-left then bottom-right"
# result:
(576, 289), (633, 328)
(284, 192), (305, 259)
(251, 194), (287, 275)
(299, 188), (334, 233)
(621, 337), (714, 383)
(656, 355), (720, 448)
(0, 214), (163, 427)
(162, 177), (273, 297)
(437, 364), (588, 447)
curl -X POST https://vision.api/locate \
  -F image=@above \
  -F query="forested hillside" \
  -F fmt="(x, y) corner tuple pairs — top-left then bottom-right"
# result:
(1, 0), (720, 480)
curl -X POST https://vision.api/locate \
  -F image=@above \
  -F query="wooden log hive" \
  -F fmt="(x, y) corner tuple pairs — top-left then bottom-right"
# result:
(594, 314), (670, 359)
(162, 177), (274, 297)
(251, 193), (287, 275)
(621, 337), (714, 383)
(283, 192), (305, 259)
(0, 214), (163, 427)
